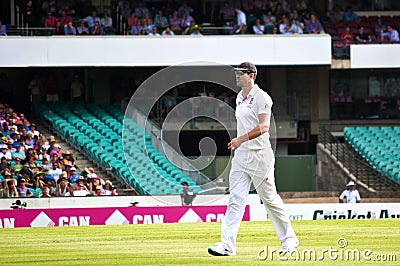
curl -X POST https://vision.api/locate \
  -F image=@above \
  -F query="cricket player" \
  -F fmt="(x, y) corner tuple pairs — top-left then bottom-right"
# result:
(208, 62), (299, 256)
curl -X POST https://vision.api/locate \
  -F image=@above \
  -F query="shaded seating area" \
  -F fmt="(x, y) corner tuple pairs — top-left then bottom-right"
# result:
(35, 102), (201, 195)
(344, 126), (400, 183)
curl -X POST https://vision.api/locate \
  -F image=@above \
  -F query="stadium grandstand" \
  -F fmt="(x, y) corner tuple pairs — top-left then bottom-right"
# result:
(0, 0), (400, 202)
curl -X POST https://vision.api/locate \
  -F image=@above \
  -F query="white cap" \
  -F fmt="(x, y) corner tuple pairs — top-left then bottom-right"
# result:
(71, 167), (76, 171)
(0, 144), (7, 149)
(347, 181), (355, 186)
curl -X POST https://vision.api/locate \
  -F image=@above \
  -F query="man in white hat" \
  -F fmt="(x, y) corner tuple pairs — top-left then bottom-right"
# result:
(339, 181), (361, 203)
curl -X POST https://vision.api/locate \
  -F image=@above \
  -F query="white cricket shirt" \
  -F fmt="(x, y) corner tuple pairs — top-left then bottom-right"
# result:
(235, 84), (273, 151)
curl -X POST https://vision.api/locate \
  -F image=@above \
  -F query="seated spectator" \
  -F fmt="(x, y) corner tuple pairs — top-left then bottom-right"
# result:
(0, 144), (11, 160)
(290, 18), (304, 34)
(290, 10), (302, 22)
(16, 178), (33, 198)
(279, 17), (290, 34)
(104, 180), (118, 195)
(190, 24), (203, 36)
(233, 7), (247, 34)
(340, 26), (354, 42)
(39, 185), (51, 198)
(178, 0), (194, 17)
(120, 1), (132, 20)
(374, 18), (387, 38)
(219, 1), (235, 25)
(101, 11), (114, 34)
(262, 10), (276, 33)
(162, 26), (175, 35)
(130, 20), (142, 35)
(64, 21), (77, 35)
(91, 21), (104, 35)
(253, 19), (264, 35)
(135, 1), (150, 19)
(329, 5), (342, 23)
(56, 176), (72, 196)
(342, 5), (359, 23)
(127, 12), (138, 30)
(28, 123), (39, 138)
(138, 27), (148, 35)
(148, 26), (160, 36)
(47, 160), (62, 184)
(83, 10), (101, 31)
(154, 10), (169, 31)
(144, 18), (154, 34)
(355, 26), (372, 43)
(305, 13), (322, 34)
(180, 11), (194, 32)
(68, 167), (80, 184)
(59, 9), (72, 27)
(50, 143), (62, 158)
(77, 21), (89, 35)
(169, 11), (182, 32)
(44, 12), (57, 27)
(387, 25), (399, 42)
(53, 20), (65, 35)
(93, 185), (105, 196)
(12, 144), (25, 160)
(0, 19), (6, 36)
(241, 0), (254, 14)
(73, 177), (90, 196)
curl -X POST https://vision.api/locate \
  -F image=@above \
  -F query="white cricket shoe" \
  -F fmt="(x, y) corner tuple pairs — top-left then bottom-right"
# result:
(207, 242), (234, 256)
(279, 239), (299, 255)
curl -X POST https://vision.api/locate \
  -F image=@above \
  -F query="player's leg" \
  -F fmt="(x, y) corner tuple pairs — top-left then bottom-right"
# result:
(209, 151), (251, 256)
(252, 150), (299, 251)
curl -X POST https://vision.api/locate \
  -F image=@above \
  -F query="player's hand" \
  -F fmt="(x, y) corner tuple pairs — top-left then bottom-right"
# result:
(228, 137), (242, 150)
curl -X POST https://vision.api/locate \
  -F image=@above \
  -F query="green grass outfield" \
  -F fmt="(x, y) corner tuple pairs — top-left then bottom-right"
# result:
(1, 219), (399, 265)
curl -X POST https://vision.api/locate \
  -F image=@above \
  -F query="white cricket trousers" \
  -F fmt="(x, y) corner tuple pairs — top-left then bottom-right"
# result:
(221, 148), (298, 254)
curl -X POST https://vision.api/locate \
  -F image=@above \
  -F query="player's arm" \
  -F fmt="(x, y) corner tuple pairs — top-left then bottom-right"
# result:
(228, 113), (269, 150)
(339, 191), (346, 203)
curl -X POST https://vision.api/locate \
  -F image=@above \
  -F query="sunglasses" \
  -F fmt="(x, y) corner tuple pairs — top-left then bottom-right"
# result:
(234, 69), (255, 76)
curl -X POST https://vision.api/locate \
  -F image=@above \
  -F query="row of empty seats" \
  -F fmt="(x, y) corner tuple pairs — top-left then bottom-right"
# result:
(344, 126), (400, 183)
(36, 102), (201, 195)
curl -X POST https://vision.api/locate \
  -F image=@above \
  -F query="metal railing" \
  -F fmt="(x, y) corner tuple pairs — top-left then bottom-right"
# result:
(319, 123), (400, 191)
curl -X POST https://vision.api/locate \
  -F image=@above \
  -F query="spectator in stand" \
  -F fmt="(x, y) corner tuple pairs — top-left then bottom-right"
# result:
(25, 0), (37, 27)
(279, 17), (290, 34)
(83, 10), (101, 31)
(59, 9), (72, 27)
(16, 178), (33, 198)
(178, 0), (194, 17)
(64, 21), (77, 35)
(120, 1), (132, 20)
(162, 26), (175, 35)
(241, 0), (254, 14)
(329, 5), (342, 23)
(0, 144), (11, 160)
(44, 76), (59, 102)
(374, 18), (387, 39)
(154, 10), (169, 31)
(274, 3), (284, 20)
(180, 11), (194, 32)
(93, 185), (105, 196)
(44, 12), (57, 27)
(91, 21), (104, 35)
(144, 18), (155, 34)
(148, 26), (160, 36)
(135, 1), (150, 19)
(138, 27), (148, 35)
(48, 160), (62, 185)
(127, 12), (138, 30)
(191, 24), (202, 36)
(219, 1), (235, 25)
(101, 11), (114, 34)
(77, 20), (89, 35)
(387, 25), (399, 43)
(290, 18), (304, 34)
(290, 10), (302, 22)
(130, 19), (142, 35)
(233, 7), (247, 34)
(169, 11), (182, 32)
(262, 10), (276, 33)
(305, 13), (322, 34)
(0, 19), (7, 36)
(104, 180), (118, 195)
(68, 167), (80, 184)
(342, 6), (359, 23)
(74, 177), (90, 196)
(12, 144), (25, 160)
(183, 20), (196, 35)
(53, 20), (65, 35)
(50, 143), (62, 158)
(340, 26), (354, 42)
(56, 176), (72, 196)
(253, 19), (264, 35)
(39, 185), (51, 198)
